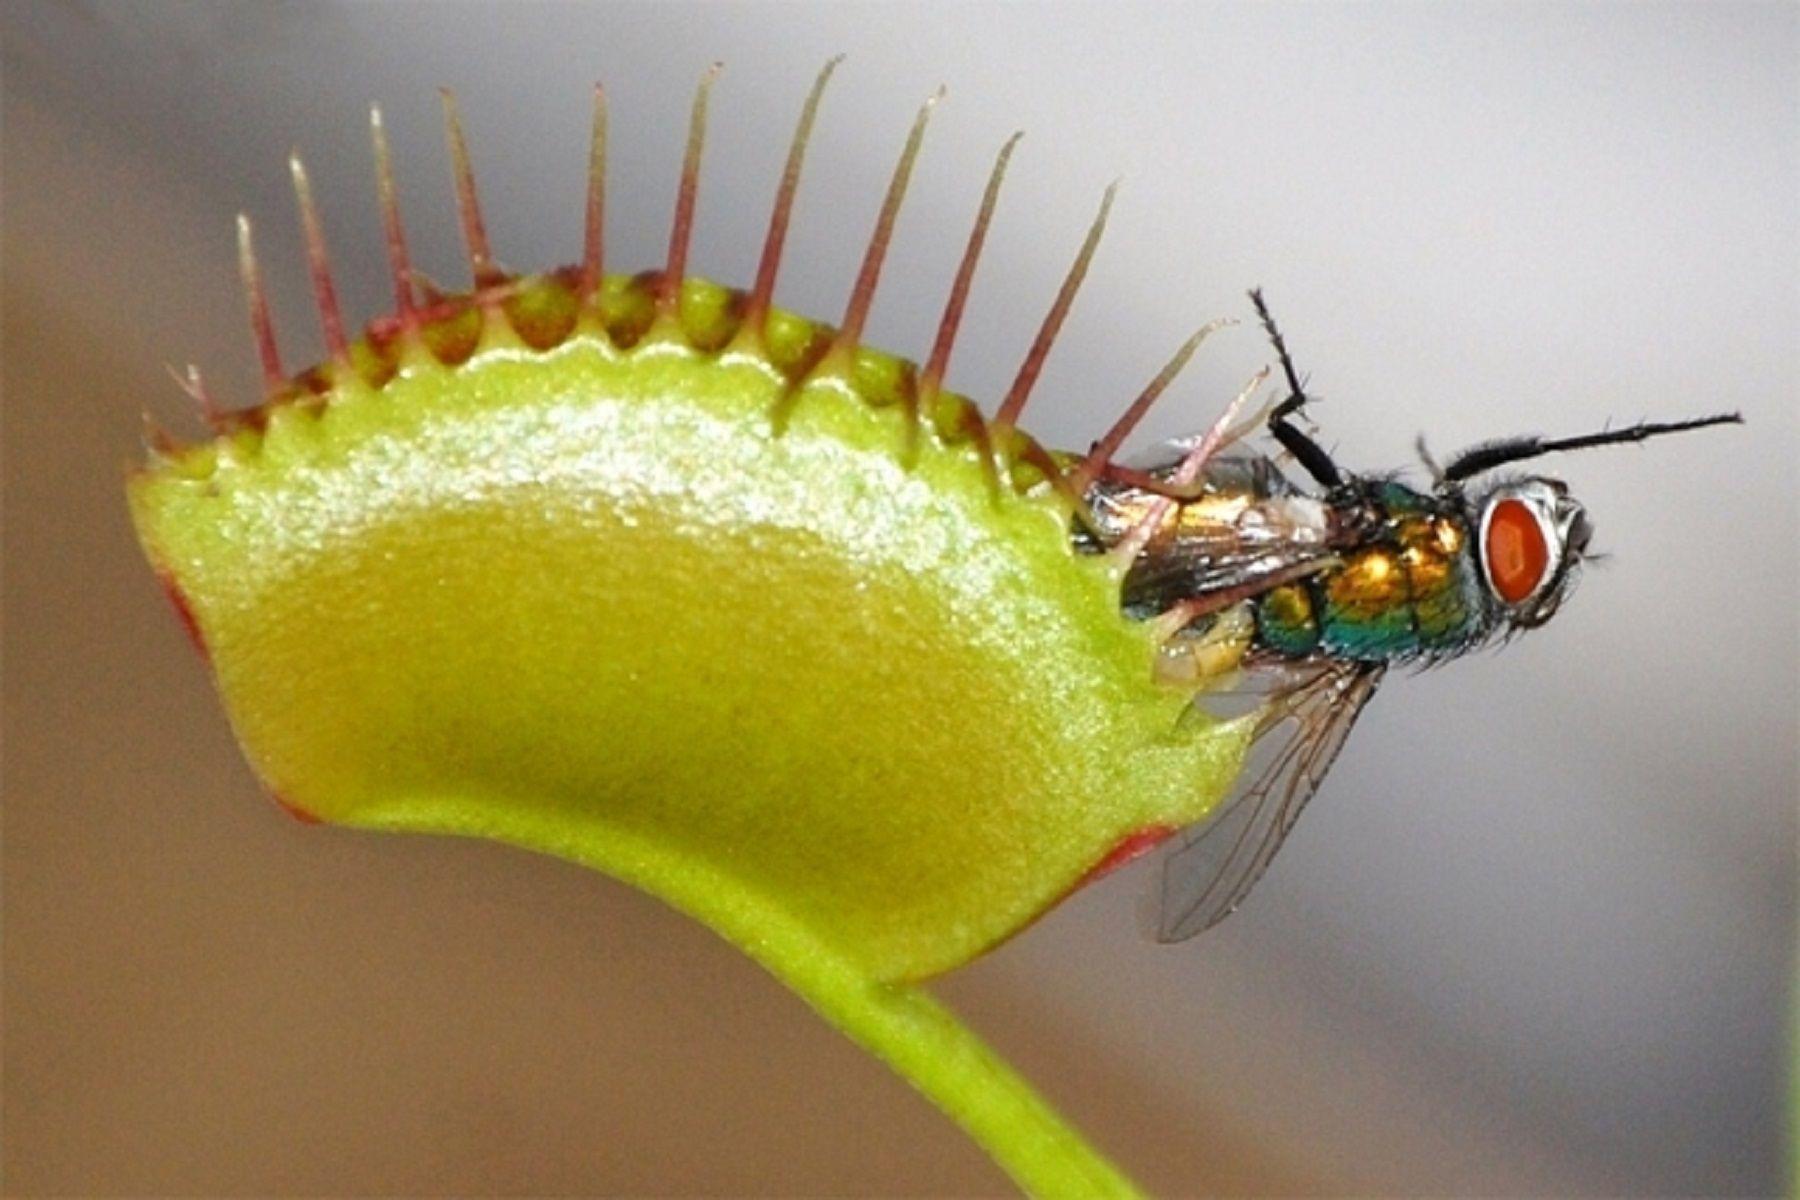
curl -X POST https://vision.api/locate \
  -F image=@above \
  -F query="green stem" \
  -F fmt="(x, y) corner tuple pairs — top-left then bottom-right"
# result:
(648, 850), (1146, 1197)
(789, 973), (1143, 1198)
(365, 811), (1144, 1197)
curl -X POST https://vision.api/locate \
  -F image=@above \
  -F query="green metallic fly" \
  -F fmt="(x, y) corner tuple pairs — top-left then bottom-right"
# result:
(1078, 291), (1741, 941)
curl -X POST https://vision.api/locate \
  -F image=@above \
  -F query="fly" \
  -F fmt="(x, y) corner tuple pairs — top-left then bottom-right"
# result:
(1077, 290), (1741, 941)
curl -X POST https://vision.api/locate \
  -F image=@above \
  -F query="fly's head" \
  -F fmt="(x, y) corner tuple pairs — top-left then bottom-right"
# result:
(1429, 411), (1741, 636)
(1463, 475), (1594, 630)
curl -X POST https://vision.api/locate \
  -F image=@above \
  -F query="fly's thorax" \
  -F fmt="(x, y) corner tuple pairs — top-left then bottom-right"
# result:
(1251, 487), (1491, 664)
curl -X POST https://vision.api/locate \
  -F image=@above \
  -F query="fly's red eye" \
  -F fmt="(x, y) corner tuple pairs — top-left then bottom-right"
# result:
(1485, 498), (1549, 604)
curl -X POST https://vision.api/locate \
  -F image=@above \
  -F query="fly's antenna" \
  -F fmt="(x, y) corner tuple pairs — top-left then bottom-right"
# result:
(1249, 288), (1343, 489)
(1442, 413), (1744, 483)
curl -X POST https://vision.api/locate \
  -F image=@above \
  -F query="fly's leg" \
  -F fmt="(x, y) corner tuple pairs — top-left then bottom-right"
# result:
(1153, 604), (1255, 689)
(1249, 289), (1344, 490)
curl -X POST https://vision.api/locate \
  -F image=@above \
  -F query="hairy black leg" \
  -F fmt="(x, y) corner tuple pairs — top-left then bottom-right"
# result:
(1249, 289), (1343, 490)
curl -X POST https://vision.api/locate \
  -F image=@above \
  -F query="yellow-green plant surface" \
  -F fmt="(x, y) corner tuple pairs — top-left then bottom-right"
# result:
(130, 274), (1254, 1196)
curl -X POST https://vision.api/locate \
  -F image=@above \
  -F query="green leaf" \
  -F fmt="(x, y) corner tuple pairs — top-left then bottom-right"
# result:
(129, 275), (1253, 1194)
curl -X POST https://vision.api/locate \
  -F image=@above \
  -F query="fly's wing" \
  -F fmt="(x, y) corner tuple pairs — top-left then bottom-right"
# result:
(1093, 447), (1335, 618)
(1120, 505), (1328, 616)
(1121, 442), (1294, 493)
(1155, 661), (1387, 942)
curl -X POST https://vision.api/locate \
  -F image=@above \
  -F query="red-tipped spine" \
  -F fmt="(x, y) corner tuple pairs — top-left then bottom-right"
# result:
(141, 410), (182, 457)
(1069, 318), (1234, 494)
(439, 89), (503, 289)
(287, 153), (350, 370)
(994, 181), (1118, 428)
(1108, 366), (1270, 571)
(741, 56), (842, 337)
(832, 86), (943, 354)
(579, 83), (608, 305)
(660, 63), (723, 322)
(368, 105), (416, 324)
(919, 131), (1022, 405)
(169, 362), (226, 433)
(235, 214), (285, 398)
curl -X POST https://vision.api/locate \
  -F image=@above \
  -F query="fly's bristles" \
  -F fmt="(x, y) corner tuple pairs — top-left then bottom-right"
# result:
(660, 62), (723, 321)
(235, 213), (285, 397)
(919, 130), (1022, 404)
(742, 55), (843, 333)
(1071, 317), (1235, 494)
(439, 89), (502, 289)
(833, 85), (944, 353)
(580, 83), (608, 303)
(287, 153), (350, 367)
(995, 179), (1118, 428)
(369, 105), (417, 322)
(1108, 365), (1271, 572)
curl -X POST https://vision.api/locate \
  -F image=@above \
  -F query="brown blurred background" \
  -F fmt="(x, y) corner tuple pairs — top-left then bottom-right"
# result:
(4, 3), (1794, 1195)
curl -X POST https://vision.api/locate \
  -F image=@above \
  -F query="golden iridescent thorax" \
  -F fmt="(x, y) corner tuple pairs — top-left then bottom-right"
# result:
(1331, 516), (1466, 610)
(1325, 547), (1407, 617)
(1307, 503), (1483, 660)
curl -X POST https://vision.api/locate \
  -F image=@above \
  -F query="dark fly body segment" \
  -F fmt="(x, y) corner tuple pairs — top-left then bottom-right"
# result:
(1078, 290), (1741, 939)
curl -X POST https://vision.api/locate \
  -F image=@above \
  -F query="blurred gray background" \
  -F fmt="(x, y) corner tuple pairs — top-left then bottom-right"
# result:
(4, 2), (1794, 1195)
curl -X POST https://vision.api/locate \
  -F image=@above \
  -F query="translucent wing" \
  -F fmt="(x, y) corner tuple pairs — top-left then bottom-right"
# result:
(1119, 511), (1328, 617)
(1156, 661), (1386, 942)
(1084, 447), (1338, 619)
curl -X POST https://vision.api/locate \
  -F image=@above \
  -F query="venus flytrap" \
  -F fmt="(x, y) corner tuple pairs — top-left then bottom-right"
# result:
(129, 64), (1260, 1197)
